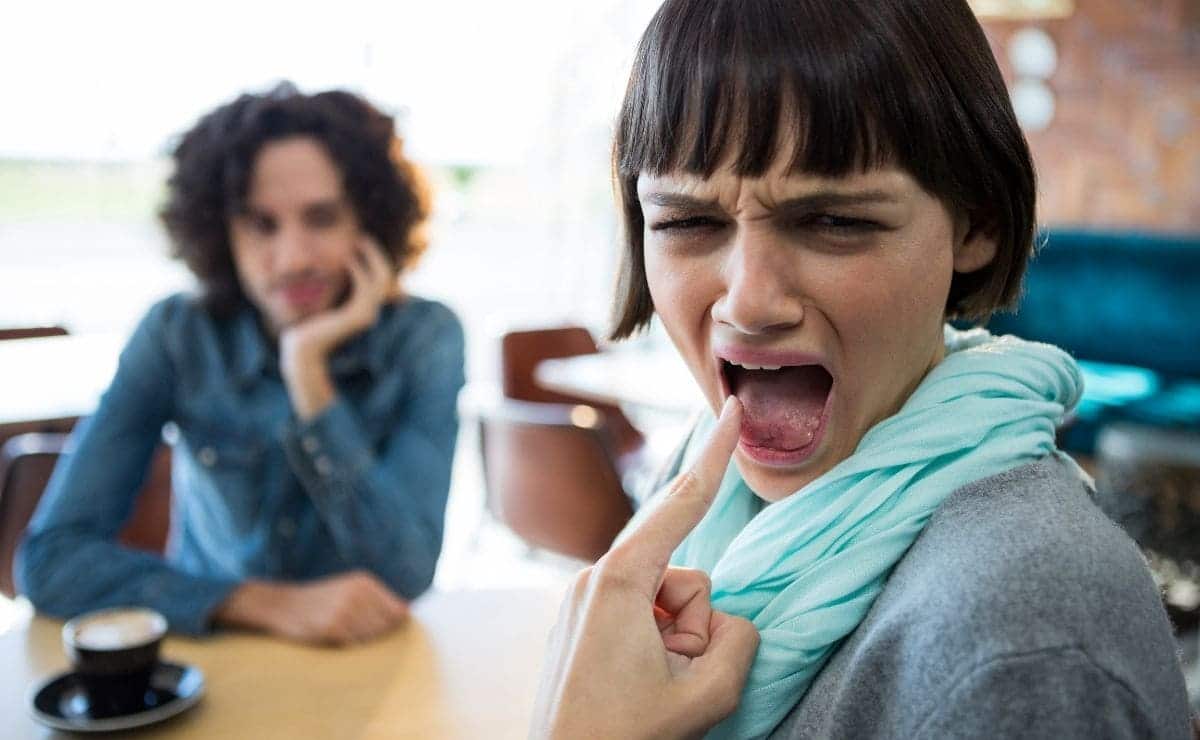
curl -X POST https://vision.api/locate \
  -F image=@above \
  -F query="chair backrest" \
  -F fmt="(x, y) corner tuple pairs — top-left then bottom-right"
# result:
(477, 399), (633, 563)
(501, 326), (645, 459)
(0, 435), (61, 597)
(123, 445), (173, 554)
(0, 326), (69, 342)
(502, 327), (603, 403)
(0, 433), (172, 598)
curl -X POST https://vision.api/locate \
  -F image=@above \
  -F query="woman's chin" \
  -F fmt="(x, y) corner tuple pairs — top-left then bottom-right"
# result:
(734, 442), (838, 502)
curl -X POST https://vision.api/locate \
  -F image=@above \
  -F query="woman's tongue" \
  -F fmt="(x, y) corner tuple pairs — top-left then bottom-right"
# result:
(734, 367), (828, 451)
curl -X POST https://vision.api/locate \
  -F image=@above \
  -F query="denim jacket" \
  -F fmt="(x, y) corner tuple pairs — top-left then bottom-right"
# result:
(17, 293), (465, 634)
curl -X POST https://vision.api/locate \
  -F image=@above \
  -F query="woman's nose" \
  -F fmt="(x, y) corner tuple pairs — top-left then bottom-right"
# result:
(712, 230), (805, 336)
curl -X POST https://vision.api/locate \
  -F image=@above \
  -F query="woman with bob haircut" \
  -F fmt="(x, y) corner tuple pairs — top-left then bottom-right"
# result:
(534, 1), (1191, 738)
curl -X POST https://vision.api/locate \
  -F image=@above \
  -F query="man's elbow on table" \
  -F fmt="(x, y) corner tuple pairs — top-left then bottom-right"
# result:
(377, 541), (440, 602)
(14, 528), (87, 619)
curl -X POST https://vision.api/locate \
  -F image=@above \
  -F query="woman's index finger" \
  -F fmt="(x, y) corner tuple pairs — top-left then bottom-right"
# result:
(603, 397), (742, 592)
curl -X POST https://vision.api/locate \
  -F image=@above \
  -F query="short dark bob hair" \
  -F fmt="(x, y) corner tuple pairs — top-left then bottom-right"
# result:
(160, 82), (430, 316)
(610, 0), (1036, 339)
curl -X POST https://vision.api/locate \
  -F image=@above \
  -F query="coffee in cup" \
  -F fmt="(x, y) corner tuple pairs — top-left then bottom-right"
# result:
(62, 607), (168, 716)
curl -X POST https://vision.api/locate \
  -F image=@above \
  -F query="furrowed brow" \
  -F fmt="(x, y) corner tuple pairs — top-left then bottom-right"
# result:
(773, 190), (900, 212)
(642, 193), (722, 210)
(642, 188), (902, 214)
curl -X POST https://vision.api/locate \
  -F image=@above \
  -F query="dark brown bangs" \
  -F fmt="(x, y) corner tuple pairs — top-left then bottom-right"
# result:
(610, 0), (1036, 340)
(617, 0), (899, 182)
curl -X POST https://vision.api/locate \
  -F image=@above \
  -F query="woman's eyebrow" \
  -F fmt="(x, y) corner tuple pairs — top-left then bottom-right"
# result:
(772, 190), (901, 213)
(641, 192), (722, 209)
(641, 189), (901, 211)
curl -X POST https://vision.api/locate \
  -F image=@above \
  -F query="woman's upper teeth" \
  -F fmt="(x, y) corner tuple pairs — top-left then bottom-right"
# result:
(730, 361), (783, 371)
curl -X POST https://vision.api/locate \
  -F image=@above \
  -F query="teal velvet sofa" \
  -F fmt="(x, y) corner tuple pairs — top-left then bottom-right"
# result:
(983, 228), (1200, 453)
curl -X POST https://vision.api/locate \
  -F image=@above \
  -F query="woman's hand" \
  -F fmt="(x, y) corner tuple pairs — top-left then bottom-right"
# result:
(279, 237), (398, 420)
(533, 397), (759, 740)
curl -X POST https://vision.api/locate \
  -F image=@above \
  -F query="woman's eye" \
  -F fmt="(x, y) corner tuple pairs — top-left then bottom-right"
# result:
(804, 214), (883, 232)
(649, 216), (723, 232)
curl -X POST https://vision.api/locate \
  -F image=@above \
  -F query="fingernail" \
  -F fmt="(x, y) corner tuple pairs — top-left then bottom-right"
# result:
(719, 395), (740, 421)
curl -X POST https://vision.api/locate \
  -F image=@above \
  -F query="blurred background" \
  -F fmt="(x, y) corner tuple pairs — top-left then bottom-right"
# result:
(3, 0), (1196, 369)
(1, 0), (660, 362)
(1, 0), (1197, 655)
(3, 0), (1197, 367)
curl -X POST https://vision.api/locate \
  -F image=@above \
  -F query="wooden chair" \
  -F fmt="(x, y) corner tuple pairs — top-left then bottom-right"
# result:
(476, 397), (634, 563)
(501, 327), (645, 462)
(0, 433), (172, 598)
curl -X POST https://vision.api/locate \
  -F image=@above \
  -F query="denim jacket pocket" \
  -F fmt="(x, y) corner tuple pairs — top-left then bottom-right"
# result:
(176, 427), (268, 527)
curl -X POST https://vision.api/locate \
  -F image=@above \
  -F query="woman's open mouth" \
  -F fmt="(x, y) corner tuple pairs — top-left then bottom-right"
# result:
(720, 356), (835, 466)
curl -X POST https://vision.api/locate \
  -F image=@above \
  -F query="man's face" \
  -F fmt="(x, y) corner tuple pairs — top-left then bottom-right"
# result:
(229, 136), (362, 335)
(637, 160), (996, 502)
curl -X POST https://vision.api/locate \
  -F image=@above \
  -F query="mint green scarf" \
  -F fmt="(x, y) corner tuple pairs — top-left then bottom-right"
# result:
(663, 327), (1083, 739)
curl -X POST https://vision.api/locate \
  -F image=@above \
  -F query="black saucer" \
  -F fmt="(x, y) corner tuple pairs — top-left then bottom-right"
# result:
(29, 661), (205, 733)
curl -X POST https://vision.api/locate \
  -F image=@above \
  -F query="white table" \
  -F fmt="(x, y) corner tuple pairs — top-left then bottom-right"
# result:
(534, 347), (703, 415)
(0, 333), (123, 427)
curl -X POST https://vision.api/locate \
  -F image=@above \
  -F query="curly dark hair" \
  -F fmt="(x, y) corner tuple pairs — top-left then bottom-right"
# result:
(159, 82), (431, 316)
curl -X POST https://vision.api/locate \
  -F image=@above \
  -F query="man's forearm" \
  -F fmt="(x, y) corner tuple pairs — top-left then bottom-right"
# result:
(20, 531), (238, 636)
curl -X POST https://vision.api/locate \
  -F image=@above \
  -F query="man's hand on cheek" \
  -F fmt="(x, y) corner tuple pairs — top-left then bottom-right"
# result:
(279, 237), (398, 420)
(280, 237), (397, 362)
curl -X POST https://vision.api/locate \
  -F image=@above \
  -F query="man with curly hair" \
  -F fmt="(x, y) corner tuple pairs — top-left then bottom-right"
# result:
(17, 83), (466, 645)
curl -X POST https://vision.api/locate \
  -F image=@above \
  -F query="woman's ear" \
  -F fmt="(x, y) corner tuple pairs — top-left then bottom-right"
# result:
(952, 215), (999, 274)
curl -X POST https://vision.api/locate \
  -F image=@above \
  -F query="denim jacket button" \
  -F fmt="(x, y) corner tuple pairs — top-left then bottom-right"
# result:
(315, 456), (334, 477)
(198, 446), (218, 467)
(302, 435), (320, 454)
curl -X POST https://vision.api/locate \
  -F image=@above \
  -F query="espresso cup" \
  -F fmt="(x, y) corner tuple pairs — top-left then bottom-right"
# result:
(62, 607), (168, 716)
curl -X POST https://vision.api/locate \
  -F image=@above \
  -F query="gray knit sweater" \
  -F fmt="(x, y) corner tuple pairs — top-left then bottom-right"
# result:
(768, 455), (1191, 738)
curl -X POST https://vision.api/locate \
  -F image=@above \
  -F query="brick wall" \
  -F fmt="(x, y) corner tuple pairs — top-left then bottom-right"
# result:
(983, 0), (1199, 230)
